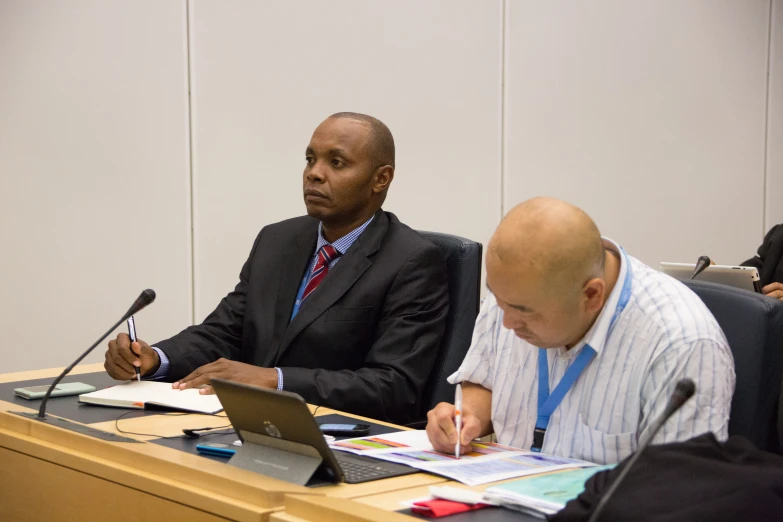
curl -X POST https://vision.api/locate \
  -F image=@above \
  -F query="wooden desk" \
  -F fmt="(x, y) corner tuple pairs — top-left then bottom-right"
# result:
(0, 361), (317, 521)
(0, 364), (445, 521)
(270, 494), (416, 522)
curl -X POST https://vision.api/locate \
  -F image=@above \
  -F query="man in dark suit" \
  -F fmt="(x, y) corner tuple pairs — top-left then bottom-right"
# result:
(742, 224), (783, 302)
(103, 113), (449, 423)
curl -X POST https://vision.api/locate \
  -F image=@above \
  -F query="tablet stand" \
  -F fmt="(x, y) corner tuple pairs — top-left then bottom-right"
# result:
(228, 430), (323, 485)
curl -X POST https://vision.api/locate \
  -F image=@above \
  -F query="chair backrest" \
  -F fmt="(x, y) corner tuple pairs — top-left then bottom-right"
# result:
(417, 231), (482, 421)
(682, 279), (783, 452)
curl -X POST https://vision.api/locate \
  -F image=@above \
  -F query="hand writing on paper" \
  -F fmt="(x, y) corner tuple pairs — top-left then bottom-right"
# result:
(763, 282), (783, 301)
(426, 402), (483, 455)
(104, 333), (160, 380)
(173, 359), (278, 394)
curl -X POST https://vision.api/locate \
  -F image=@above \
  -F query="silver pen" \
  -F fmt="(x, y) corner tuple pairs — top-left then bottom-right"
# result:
(127, 316), (141, 382)
(455, 383), (463, 458)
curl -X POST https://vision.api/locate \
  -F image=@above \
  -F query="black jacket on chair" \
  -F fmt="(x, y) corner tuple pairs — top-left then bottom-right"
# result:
(742, 224), (783, 288)
(156, 210), (449, 424)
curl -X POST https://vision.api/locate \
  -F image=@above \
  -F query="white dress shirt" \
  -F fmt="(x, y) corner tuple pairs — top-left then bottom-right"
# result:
(449, 239), (735, 464)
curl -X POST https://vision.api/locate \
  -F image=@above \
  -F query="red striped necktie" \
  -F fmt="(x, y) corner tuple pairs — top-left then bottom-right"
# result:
(301, 244), (340, 301)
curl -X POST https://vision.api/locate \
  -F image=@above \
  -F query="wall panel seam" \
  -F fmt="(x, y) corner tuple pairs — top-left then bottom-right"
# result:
(185, 0), (197, 325)
(764, 0), (774, 234)
(500, 0), (507, 219)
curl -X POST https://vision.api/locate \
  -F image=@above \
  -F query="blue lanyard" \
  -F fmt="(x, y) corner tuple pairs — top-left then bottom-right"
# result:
(532, 248), (634, 452)
(290, 272), (310, 321)
(533, 346), (596, 451)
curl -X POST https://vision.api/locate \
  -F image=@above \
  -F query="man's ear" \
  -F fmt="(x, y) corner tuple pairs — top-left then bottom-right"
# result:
(582, 278), (606, 314)
(372, 165), (394, 194)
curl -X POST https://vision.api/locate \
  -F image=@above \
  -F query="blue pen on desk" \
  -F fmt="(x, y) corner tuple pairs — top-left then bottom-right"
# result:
(127, 316), (141, 382)
(455, 383), (462, 458)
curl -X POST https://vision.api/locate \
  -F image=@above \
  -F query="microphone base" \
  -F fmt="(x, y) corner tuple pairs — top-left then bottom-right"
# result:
(12, 411), (142, 443)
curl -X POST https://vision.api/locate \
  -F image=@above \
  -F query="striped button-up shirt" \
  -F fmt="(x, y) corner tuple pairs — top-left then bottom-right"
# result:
(449, 239), (735, 464)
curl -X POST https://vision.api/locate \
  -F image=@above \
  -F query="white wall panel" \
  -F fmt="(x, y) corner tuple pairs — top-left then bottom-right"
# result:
(504, 0), (769, 268)
(189, 0), (502, 318)
(0, 0), (192, 372)
(766, 1), (783, 238)
(3, 1), (781, 373)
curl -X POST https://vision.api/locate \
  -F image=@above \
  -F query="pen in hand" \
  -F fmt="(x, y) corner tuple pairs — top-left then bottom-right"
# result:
(454, 383), (462, 458)
(127, 316), (141, 382)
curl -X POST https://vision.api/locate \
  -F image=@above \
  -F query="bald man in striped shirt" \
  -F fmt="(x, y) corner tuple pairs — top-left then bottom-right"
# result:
(426, 197), (735, 464)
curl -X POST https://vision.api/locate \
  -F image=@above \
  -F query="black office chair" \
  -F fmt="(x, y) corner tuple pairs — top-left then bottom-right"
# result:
(683, 279), (783, 452)
(411, 231), (482, 427)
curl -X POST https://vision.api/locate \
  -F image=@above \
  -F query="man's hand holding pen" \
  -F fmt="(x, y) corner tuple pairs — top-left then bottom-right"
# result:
(104, 332), (160, 380)
(426, 400), (483, 456)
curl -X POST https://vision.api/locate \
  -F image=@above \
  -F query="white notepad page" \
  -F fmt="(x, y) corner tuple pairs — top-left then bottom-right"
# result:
(79, 381), (223, 414)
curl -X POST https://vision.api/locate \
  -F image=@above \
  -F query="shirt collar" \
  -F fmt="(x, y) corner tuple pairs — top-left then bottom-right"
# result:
(565, 237), (633, 356)
(315, 215), (375, 255)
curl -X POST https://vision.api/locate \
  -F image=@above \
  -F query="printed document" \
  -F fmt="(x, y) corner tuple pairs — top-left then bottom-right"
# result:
(331, 430), (594, 486)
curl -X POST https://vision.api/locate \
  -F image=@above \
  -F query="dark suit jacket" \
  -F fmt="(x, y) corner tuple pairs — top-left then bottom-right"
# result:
(742, 224), (783, 288)
(155, 210), (449, 424)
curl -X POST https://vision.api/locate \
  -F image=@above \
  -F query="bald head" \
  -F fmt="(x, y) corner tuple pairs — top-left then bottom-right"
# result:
(328, 112), (395, 169)
(490, 197), (605, 293)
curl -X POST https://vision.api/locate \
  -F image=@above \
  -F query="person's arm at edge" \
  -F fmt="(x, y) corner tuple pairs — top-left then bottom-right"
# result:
(741, 224), (779, 269)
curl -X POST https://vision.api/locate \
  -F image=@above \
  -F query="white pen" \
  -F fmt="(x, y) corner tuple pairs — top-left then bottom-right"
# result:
(127, 316), (141, 382)
(454, 383), (463, 458)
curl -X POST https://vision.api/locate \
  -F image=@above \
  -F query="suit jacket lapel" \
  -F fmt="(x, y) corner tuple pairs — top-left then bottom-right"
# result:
(274, 210), (388, 363)
(268, 224), (318, 363)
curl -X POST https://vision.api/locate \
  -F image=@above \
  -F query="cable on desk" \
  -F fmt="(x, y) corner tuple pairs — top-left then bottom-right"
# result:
(114, 410), (233, 440)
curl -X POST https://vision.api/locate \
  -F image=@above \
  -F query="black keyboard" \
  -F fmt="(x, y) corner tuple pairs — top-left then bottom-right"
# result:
(334, 451), (417, 484)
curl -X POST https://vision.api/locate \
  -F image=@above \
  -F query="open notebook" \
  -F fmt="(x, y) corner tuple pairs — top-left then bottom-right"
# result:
(79, 381), (223, 414)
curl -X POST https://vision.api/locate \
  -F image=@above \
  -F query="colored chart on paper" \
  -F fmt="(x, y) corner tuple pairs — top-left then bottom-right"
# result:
(425, 454), (589, 486)
(385, 450), (459, 464)
(464, 441), (520, 456)
(329, 429), (596, 486)
(333, 436), (411, 451)
(508, 453), (583, 467)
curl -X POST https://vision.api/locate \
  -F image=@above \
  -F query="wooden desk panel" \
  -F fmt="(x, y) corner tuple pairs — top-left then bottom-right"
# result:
(353, 484), (433, 511)
(0, 411), (316, 521)
(269, 514), (312, 522)
(272, 494), (415, 522)
(1, 446), (239, 522)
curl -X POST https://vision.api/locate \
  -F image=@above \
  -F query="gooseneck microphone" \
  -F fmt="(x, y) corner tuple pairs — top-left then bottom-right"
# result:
(690, 255), (711, 280)
(586, 379), (696, 522)
(36, 289), (156, 420)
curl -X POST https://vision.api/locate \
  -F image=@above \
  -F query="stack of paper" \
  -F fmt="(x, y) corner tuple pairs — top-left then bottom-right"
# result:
(483, 465), (614, 517)
(331, 430), (596, 486)
(79, 381), (223, 414)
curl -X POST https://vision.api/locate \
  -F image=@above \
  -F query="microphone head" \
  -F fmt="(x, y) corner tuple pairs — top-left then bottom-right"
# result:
(139, 288), (156, 306)
(124, 289), (157, 319)
(690, 256), (712, 279)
